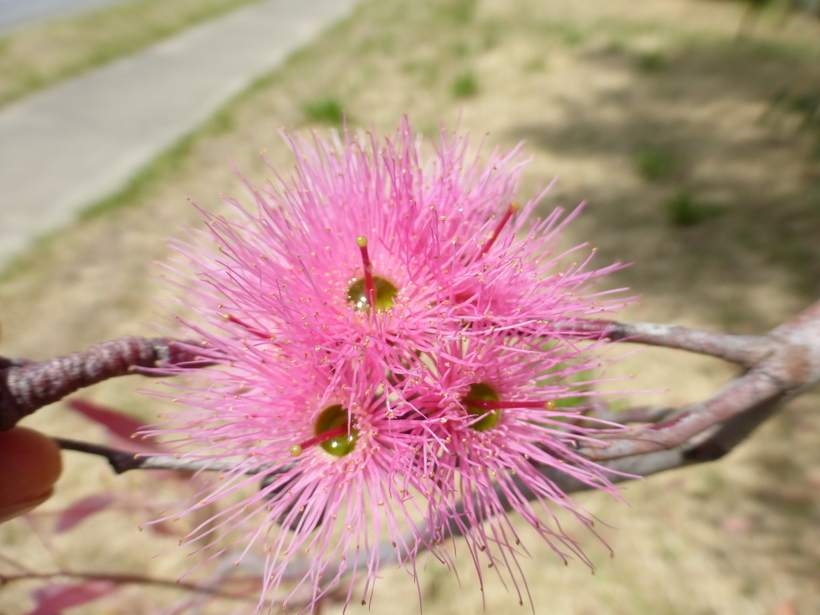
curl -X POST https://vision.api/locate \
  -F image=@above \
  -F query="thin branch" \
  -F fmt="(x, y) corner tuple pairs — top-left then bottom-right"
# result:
(580, 300), (820, 460)
(682, 399), (782, 463)
(0, 552), (36, 575)
(579, 368), (786, 460)
(55, 438), (297, 482)
(587, 403), (678, 425)
(560, 319), (775, 367)
(53, 433), (685, 493)
(0, 571), (259, 603)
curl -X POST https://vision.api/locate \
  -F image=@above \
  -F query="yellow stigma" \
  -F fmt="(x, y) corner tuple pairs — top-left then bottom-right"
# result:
(510, 201), (521, 213)
(289, 444), (303, 457)
(356, 235), (368, 248)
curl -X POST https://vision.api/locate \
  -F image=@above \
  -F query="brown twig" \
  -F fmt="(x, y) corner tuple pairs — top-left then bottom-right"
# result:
(55, 437), (296, 479)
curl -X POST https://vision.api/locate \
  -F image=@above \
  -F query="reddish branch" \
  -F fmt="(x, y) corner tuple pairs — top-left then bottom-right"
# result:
(0, 570), (260, 603)
(0, 337), (212, 430)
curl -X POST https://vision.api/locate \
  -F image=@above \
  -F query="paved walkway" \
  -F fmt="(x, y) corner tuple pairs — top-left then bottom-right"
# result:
(0, 0), (137, 34)
(0, 0), (359, 265)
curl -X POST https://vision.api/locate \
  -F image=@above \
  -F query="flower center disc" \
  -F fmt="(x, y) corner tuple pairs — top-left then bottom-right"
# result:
(347, 276), (398, 311)
(464, 382), (501, 431)
(315, 404), (357, 456)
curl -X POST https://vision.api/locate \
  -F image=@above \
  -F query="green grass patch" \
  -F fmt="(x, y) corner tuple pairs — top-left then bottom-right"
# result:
(635, 147), (680, 182)
(0, 0), (262, 110)
(666, 189), (723, 226)
(302, 97), (346, 125)
(402, 59), (440, 86)
(448, 40), (472, 58)
(451, 71), (479, 98)
(438, 0), (478, 24)
(635, 50), (668, 72)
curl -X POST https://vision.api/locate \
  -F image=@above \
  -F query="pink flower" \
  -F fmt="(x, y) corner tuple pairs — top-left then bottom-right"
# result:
(150, 117), (632, 611)
(415, 331), (629, 604)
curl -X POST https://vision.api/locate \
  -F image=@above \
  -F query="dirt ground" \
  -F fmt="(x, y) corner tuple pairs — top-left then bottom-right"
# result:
(1, 0), (819, 613)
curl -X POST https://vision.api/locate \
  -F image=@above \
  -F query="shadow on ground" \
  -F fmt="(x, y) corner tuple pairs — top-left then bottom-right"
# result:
(507, 36), (820, 331)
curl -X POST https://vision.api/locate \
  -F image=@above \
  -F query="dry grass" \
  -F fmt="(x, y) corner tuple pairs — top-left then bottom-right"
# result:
(0, 0), (262, 109)
(1, 0), (819, 613)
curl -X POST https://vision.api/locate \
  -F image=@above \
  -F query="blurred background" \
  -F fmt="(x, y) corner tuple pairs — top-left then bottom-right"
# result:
(0, 0), (818, 613)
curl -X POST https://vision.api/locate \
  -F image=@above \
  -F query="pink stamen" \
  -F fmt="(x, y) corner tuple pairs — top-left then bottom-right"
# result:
(223, 313), (270, 339)
(464, 398), (556, 411)
(478, 201), (521, 258)
(356, 236), (376, 309)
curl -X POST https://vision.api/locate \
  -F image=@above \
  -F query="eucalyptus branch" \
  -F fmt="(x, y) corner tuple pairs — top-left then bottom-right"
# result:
(0, 337), (214, 430)
(0, 570), (261, 603)
(51, 423), (696, 492)
(580, 300), (820, 461)
(53, 438), (243, 474)
(560, 319), (776, 366)
(587, 404), (677, 425)
(55, 438), (297, 479)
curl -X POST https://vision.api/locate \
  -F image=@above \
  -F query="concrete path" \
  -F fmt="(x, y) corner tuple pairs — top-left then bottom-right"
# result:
(0, 0), (359, 265)
(0, 0), (136, 34)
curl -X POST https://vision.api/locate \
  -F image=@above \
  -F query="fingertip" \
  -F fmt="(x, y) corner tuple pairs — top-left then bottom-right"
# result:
(0, 427), (62, 522)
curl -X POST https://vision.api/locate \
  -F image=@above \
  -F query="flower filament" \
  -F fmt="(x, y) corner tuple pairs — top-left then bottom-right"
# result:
(478, 201), (521, 258)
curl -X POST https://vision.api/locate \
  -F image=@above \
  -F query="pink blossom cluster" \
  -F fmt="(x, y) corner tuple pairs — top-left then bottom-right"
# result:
(154, 118), (630, 611)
